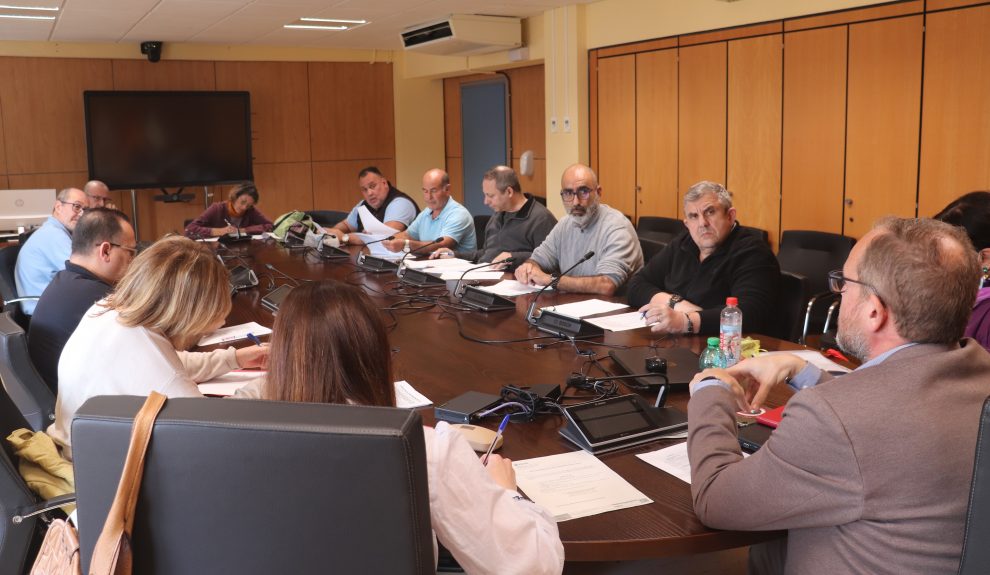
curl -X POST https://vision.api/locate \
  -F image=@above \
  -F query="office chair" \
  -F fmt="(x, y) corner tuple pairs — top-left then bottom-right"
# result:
(0, 311), (57, 431)
(776, 230), (856, 344)
(73, 396), (435, 574)
(774, 271), (810, 343)
(306, 210), (348, 228)
(958, 395), (990, 575)
(636, 216), (685, 245)
(473, 214), (491, 249)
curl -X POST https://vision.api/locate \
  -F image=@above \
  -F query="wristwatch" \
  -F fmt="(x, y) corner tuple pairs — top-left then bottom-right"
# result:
(668, 294), (683, 309)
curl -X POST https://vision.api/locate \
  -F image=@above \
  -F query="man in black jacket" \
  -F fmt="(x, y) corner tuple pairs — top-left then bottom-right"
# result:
(628, 181), (779, 335)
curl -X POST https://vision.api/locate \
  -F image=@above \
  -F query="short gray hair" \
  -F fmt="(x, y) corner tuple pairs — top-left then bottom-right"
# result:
(684, 181), (733, 209)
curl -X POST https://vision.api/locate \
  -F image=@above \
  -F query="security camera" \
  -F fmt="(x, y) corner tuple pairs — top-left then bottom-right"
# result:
(140, 41), (163, 63)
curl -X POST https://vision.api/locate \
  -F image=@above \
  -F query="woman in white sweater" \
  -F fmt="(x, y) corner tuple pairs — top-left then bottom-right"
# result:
(49, 236), (267, 460)
(236, 280), (564, 575)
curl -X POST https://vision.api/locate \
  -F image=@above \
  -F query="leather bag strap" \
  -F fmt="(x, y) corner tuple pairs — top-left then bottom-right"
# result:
(88, 392), (167, 575)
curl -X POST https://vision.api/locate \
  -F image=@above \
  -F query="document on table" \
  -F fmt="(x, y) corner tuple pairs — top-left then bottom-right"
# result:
(542, 299), (629, 319)
(198, 370), (266, 396)
(357, 205), (397, 235)
(197, 322), (272, 346)
(760, 350), (851, 374)
(395, 380), (432, 408)
(585, 311), (649, 332)
(477, 280), (548, 297)
(513, 450), (653, 522)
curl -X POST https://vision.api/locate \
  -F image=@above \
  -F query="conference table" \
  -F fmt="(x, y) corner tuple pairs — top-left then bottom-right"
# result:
(212, 238), (794, 566)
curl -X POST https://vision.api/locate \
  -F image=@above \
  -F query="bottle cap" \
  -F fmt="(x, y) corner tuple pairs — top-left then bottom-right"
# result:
(707, 337), (719, 347)
(726, 297), (738, 306)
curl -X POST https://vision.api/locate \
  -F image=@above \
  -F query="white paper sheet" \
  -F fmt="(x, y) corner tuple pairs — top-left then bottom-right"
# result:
(542, 299), (629, 319)
(395, 380), (432, 408)
(513, 450), (653, 522)
(197, 322), (272, 347)
(585, 311), (649, 332)
(759, 350), (851, 374)
(477, 280), (548, 297)
(357, 205), (397, 235)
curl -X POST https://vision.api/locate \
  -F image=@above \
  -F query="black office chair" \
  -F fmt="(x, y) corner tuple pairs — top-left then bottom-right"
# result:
(473, 214), (491, 249)
(959, 395), (990, 575)
(639, 237), (666, 264)
(0, 243), (38, 330)
(636, 216), (684, 245)
(774, 271), (810, 343)
(0, 311), (56, 431)
(306, 210), (348, 228)
(776, 230), (856, 344)
(73, 396), (435, 574)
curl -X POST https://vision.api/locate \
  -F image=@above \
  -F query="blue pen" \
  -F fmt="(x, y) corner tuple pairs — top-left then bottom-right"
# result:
(482, 414), (511, 465)
(246, 332), (265, 347)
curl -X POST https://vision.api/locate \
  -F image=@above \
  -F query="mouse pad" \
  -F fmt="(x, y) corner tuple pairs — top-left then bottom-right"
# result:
(608, 347), (700, 388)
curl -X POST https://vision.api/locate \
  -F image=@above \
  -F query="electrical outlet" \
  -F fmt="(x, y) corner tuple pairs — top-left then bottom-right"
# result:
(563, 117), (571, 132)
(550, 117), (558, 132)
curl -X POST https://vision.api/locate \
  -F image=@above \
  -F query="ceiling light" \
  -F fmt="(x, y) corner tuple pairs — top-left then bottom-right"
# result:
(284, 24), (348, 31)
(0, 13), (56, 20)
(0, 3), (58, 10)
(300, 17), (367, 25)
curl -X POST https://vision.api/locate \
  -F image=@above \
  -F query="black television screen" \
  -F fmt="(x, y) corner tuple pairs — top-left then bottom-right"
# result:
(84, 91), (253, 189)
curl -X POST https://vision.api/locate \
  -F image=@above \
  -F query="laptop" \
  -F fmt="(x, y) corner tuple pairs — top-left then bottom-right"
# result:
(608, 346), (701, 389)
(0, 189), (55, 231)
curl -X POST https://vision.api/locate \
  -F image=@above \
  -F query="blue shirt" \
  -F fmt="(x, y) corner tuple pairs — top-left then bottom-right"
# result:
(14, 216), (72, 315)
(406, 197), (477, 251)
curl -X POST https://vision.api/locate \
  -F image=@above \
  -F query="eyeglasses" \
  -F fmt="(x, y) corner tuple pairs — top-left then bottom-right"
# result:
(58, 200), (85, 213)
(108, 242), (138, 255)
(827, 270), (875, 295)
(560, 186), (594, 201)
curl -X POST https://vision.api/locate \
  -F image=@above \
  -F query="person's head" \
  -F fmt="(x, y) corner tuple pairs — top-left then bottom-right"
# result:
(833, 217), (979, 362)
(682, 181), (737, 255)
(69, 208), (135, 284)
(482, 165), (524, 213)
(107, 236), (232, 350)
(53, 188), (88, 231)
(357, 166), (391, 210)
(560, 163), (601, 227)
(228, 182), (260, 217)
(422, 169), (451, 213)
(83, 180), (113, 208)
(264, 280), (395, 408)
(934, 191), (990, 272)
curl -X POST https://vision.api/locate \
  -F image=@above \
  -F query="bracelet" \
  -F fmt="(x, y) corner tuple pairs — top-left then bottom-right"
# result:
(684, 313), (694, 334)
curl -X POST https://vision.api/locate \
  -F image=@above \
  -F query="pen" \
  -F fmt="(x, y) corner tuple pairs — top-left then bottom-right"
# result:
(246, 332), (265, 347)
(482, 414), (511, 465)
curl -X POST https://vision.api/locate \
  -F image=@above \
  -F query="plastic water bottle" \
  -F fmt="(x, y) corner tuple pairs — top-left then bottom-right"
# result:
(720, 297), (743, 367)
(699, 337), (724, 370)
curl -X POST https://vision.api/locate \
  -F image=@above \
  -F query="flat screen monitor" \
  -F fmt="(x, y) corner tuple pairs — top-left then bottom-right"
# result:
(83, 90), (253, 189)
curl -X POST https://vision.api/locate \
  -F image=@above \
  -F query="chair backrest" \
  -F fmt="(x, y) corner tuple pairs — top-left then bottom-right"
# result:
(306, 210), (348, 228)
(473, 214), (491, 248)
(636, 216), (685, 245)
(0, 311), (56, 431)
(73, 396), (435, 575)
(639, 237), (666, 264)
(777, 230), (856, 298)
(0, 371), (41, 575)
(774, 271), (809, 343)
(958, 396), (990, 575)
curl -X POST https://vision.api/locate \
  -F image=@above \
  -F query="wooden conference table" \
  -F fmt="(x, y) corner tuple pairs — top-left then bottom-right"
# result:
(212, 238), (790, 563)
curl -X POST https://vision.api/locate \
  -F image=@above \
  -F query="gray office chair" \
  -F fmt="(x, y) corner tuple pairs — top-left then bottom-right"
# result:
(0, 311), (56, 431)
(958, 395), (990, 575)
(73, 396), (435, 574)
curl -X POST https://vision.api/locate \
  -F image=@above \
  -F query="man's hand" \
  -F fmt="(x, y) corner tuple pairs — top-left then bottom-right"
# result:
(726, 354), (807, 409)
(514, 261), (553, 287)
(482, 453), (517, 491)
(234, 345), (269, 370)
(639, 302), (687, 334)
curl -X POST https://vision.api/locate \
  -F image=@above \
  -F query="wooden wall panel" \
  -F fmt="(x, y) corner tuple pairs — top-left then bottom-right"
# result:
(596, 55), (637, 217)
(781, 26), (848, 235)
(111, 60), (216, 90)
(678, 42), (727, 216)
(309, 62), (394, 162)
(845, 15), (923, 237)
(0, 57), (112, 174)
(215, 62), (311, 164)
(252, 162), (314, 219)
(635, 49), (679, 219)
(728, 34), (782, 248)
(918, 5), (990, 217)
(312, 159), (397, 212)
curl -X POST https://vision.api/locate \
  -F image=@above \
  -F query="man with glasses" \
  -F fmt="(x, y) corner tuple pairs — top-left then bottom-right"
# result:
(514, 163), (642, 295)
(328, 166), (418, 246)
(27, 208), (136, 392)
(686, 217), (990, 574)
(83, 179), (115, 209)
(628, 181), (779, 335)
(384, 168), (476, 253)
(14, 187), (88, 315)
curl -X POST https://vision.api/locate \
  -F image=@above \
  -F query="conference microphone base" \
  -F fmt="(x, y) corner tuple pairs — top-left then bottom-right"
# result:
(356, 253), (399, 273)
(534, 310), (605, 339)
(460, 286), (516, 312)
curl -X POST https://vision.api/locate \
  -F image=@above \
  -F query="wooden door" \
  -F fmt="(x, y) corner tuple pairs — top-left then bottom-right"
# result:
(635, 49), (679, 219)
(678, 42), (727, 217)
(596, 55), (637, 218)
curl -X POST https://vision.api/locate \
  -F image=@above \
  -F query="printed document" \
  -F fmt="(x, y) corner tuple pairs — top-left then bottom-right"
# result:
(513, 450), (652, 521)
(542, 299), (628, 319)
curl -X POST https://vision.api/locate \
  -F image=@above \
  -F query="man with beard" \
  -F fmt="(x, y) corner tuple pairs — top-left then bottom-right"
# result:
(685, 217), (990, 575)
(514, 163), (642, 295)
(628, 180), (779, 335)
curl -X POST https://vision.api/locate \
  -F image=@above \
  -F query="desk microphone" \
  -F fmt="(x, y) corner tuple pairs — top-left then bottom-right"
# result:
(397, 238), (444, 277)
(452, 256), (515, 298)
(264, 263), (300, 286)
(525, 251), (595, 325)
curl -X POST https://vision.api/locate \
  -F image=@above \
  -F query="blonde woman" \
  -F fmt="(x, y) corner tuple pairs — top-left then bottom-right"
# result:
(48, 236), (267, 459)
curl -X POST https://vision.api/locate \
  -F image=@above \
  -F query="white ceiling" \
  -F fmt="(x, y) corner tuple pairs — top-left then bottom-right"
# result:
(0, 0), (596, 50)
